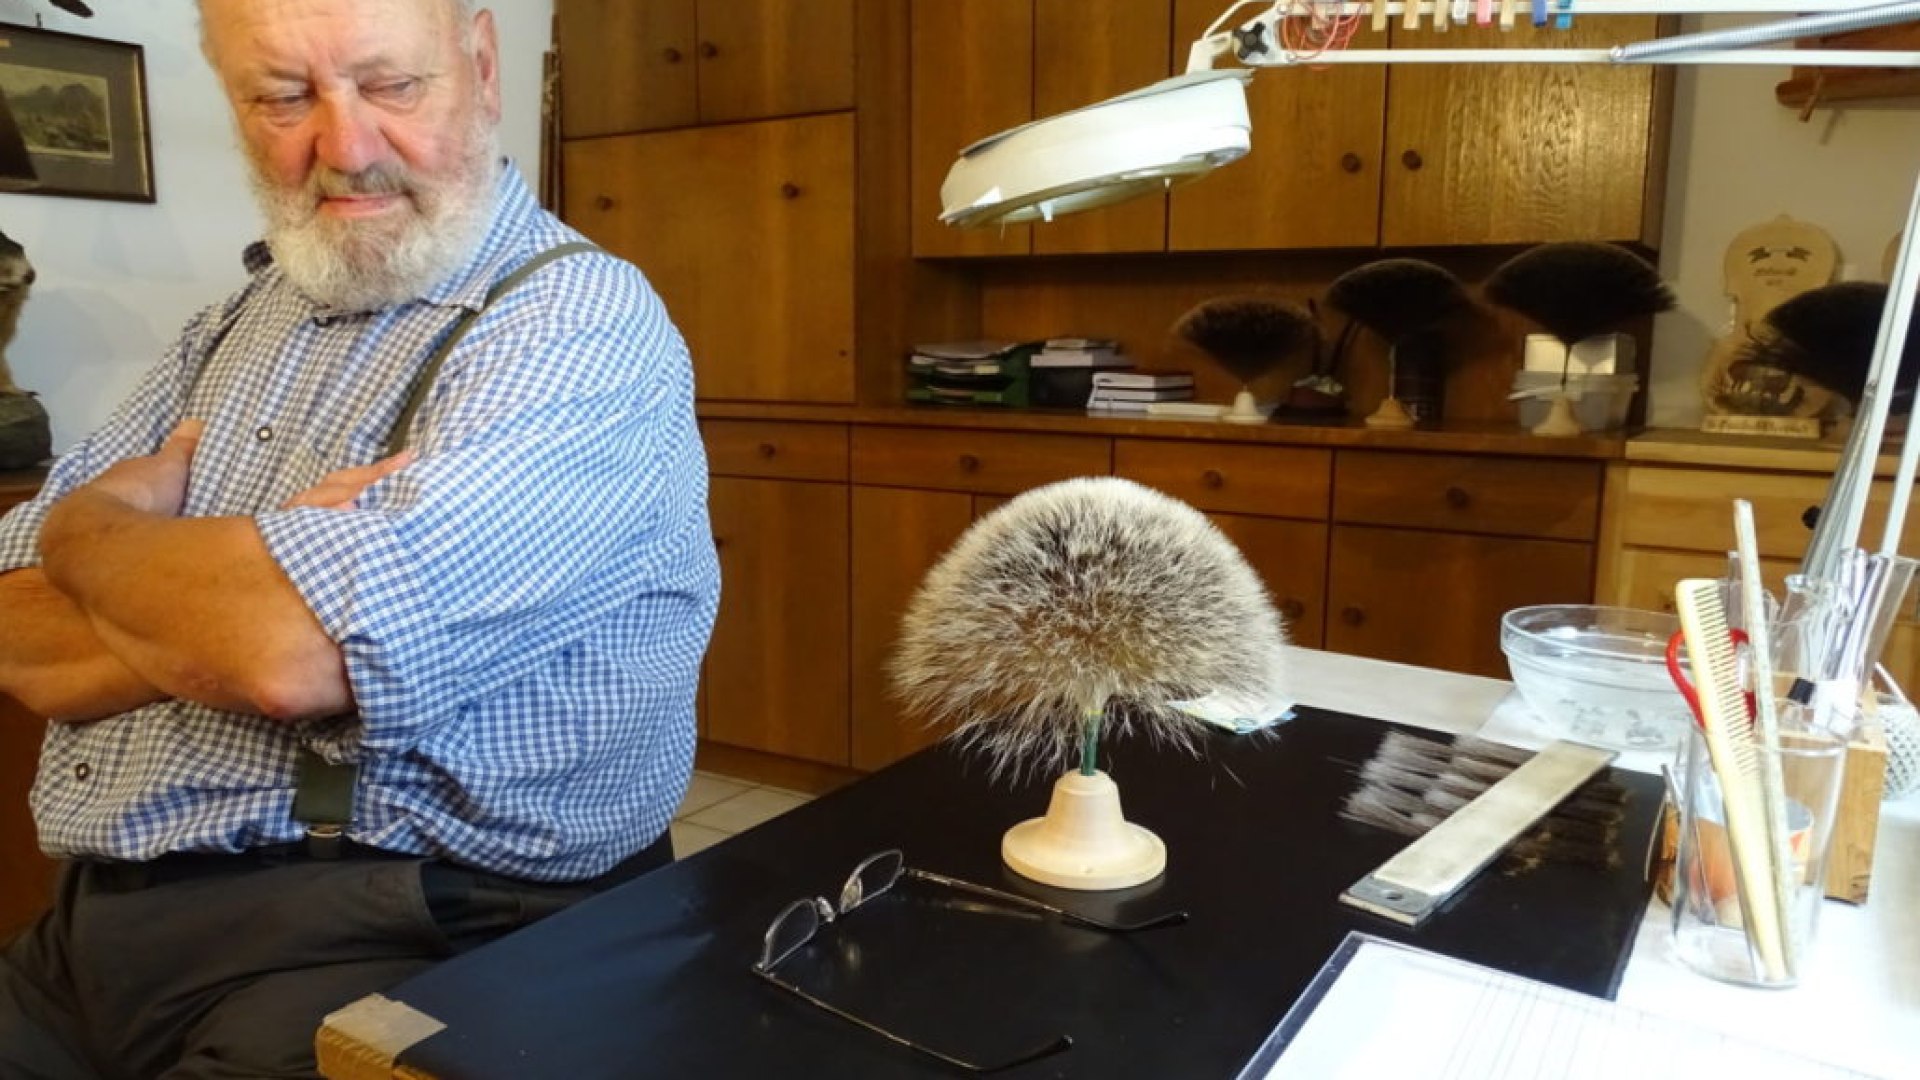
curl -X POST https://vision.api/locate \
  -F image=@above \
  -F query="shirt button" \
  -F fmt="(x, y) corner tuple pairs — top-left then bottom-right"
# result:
(74, 763), (91, 781)
(256, 426), (273, 442)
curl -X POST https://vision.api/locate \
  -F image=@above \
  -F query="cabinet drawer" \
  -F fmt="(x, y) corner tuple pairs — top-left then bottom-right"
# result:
(1606, 548), (1798, 616)
(1615, 466), (1920, 561)
(703, 420), (848, 481)
(851, 427), (1111, 495)
(1334, 451), (1601, 541)
(1114, 440), (1331, 519)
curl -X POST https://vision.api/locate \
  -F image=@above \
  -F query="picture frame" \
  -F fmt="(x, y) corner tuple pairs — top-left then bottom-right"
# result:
(0, 23), (153, 203)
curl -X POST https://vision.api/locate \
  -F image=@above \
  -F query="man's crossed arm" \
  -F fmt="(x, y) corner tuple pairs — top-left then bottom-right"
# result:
(0, 421), (412, 723)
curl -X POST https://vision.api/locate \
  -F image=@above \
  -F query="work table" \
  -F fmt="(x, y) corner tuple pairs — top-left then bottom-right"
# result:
(315, 648), (1920, 1078)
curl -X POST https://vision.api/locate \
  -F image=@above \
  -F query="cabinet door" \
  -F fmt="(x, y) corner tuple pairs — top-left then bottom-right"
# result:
(911, 0), (1034, 257)
(557, 0), (698, 137)
(1168, 0), (1386, 251)
(1327, 525), (1593, 678)
(696, 0), (855, 125)
(565, 114), (856, 403)
(1380, 17), (1662, 246)
(707, 478), (850, 765)
(850, 487), (975, 771)
(1029, 0), (1173, 255)
(0, 696), (54, 941)
(1209, 514), (1329, 648)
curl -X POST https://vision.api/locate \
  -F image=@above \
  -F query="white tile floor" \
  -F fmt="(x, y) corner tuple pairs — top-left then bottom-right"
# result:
(669, 771), (813, 858)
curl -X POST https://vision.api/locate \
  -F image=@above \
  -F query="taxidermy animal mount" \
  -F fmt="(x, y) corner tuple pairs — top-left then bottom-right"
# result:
(0, 228), (50, 469)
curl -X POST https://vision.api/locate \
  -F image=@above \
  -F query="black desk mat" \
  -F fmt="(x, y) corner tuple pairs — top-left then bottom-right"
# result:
(387, 707), (1663, 1078)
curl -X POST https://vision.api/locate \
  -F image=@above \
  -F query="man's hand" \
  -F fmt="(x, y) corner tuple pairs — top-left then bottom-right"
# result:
(80, 418), (205, 516)
(281, 450), (415, 511)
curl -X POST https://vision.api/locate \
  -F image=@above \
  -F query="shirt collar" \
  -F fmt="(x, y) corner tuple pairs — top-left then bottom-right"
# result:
(241, 161), (540, 317)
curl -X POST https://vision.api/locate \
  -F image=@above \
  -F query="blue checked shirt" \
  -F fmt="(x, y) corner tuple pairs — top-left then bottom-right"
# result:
(0, 167), (719, 882)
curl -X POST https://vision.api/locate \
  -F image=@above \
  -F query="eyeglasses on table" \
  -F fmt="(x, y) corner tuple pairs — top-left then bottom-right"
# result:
(750, 848), (1188, 1074)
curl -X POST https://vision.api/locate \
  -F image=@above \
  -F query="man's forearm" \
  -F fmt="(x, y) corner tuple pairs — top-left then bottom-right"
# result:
(39, 488), (355, 720)
(0, 568), (165, 721)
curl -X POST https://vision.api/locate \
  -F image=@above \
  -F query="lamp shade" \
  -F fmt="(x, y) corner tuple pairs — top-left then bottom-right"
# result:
(939, 68), (1252, 229)
(0, 91), (38, 192)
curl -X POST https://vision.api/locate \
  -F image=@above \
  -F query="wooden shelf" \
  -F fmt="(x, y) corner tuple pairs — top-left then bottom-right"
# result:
(1776, 21), (1920, 110)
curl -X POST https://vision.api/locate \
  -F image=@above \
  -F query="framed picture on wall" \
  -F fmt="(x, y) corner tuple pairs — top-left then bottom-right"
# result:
(0, 23), (152, 203)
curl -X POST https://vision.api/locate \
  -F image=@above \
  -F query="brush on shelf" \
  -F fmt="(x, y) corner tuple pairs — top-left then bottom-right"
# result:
(1486, 242), (1673, 437)
(1172, 295), (1319, 425)
(1341, 730), (1629, 871)
(1326, 258), (1473, 430)
(1738, 280), (1920, 420)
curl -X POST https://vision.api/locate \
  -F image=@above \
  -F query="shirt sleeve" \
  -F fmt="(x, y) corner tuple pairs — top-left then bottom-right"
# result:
(254, 256), (712, 753)
(0, 305), (225, 574)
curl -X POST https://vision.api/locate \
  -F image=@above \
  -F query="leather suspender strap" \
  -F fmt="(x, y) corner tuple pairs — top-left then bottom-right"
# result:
(383, 240), (601, 457)
(295, 239), (601, 855)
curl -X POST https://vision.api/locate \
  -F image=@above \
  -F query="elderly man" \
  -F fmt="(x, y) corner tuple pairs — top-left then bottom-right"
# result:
(0, 1), (717, 1075)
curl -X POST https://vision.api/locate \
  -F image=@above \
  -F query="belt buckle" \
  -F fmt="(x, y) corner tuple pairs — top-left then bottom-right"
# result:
(304, 823), (346, 860)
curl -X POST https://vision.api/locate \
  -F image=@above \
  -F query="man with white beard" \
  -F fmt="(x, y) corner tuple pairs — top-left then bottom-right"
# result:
(0, 2), (718, 1076)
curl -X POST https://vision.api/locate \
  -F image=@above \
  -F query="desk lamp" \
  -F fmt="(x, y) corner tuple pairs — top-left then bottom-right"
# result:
(890, 477), (1288, 891)
(940, 0), (1920, 617)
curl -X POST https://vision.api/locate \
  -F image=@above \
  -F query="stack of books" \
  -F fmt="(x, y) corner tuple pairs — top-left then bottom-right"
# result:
(1086, 370), (1195, 413)
(905, 341), (1033, 407)
(1032, 338), (1130, 370)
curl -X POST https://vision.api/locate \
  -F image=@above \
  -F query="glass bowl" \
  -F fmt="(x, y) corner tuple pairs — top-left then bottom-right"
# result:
(1500, 604), (1692, 753)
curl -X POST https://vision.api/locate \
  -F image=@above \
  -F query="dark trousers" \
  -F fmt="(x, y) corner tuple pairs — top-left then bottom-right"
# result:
(0, 834), (672, 1080)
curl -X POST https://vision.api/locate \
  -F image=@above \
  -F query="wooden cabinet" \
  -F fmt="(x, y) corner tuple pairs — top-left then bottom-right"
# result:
(565, 113), (856, 404)
(1598, 453), (1920, 690)
(1167, 0), (1386, 251)
(1380, 17), (1668, 247)
(557, 0), (854, 137)
(1, 695), (52, 942)
(1030, 0), (1174, 255)
(1113, 438), (1334, 647)
(910, 0), (1178, 258)
(0, 471), (52, 940)
(1326, 451), (1602, 677)
(913, 9), (1669, 254)
(909, 0), (1037, 258)
(849, 486), (974, 770)
(703, 423), (852, 765)
(1326, 526), (1594, 676)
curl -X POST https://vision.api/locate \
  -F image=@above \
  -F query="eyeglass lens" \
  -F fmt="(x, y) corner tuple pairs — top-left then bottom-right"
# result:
(839, 848), (905, 914)
(758, 897), (827, 972)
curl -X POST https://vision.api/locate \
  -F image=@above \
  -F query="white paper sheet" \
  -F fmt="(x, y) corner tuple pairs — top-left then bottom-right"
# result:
(1261, 937), (1883, 1080)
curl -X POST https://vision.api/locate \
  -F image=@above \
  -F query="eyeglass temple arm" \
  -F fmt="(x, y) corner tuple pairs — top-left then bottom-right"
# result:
(904, 868), (1190, 932)
(753, 968), (1073, 1074)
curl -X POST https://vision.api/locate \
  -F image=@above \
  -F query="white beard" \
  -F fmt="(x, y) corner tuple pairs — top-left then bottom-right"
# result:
(252, 123), (501, 313)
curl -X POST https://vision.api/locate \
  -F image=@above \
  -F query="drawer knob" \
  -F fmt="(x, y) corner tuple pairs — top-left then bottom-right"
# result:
(594, 194), (615, 211)
(1401, 149), (1424, 171)
(757, 442), (777, 459)
(1202, 469), (1225, 490)
(1802, 505), (1821, 531)
(662, 46), (683, 63)
(700, 41), (719, 59)
(1340, 606), (1365, 627)
(780, 182), (802, 200)
(1280, 599), (1306, 622)
(958, 453), (981, 473)
(1340, 152), (1363, 174)
(712, 536), (726, 550)
(1444, 486), (1471, 510)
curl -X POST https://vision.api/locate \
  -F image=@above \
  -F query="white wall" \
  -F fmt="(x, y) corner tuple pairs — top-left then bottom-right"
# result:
(0, 0), (554, 453)
(1650, 14), (1920, 427)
